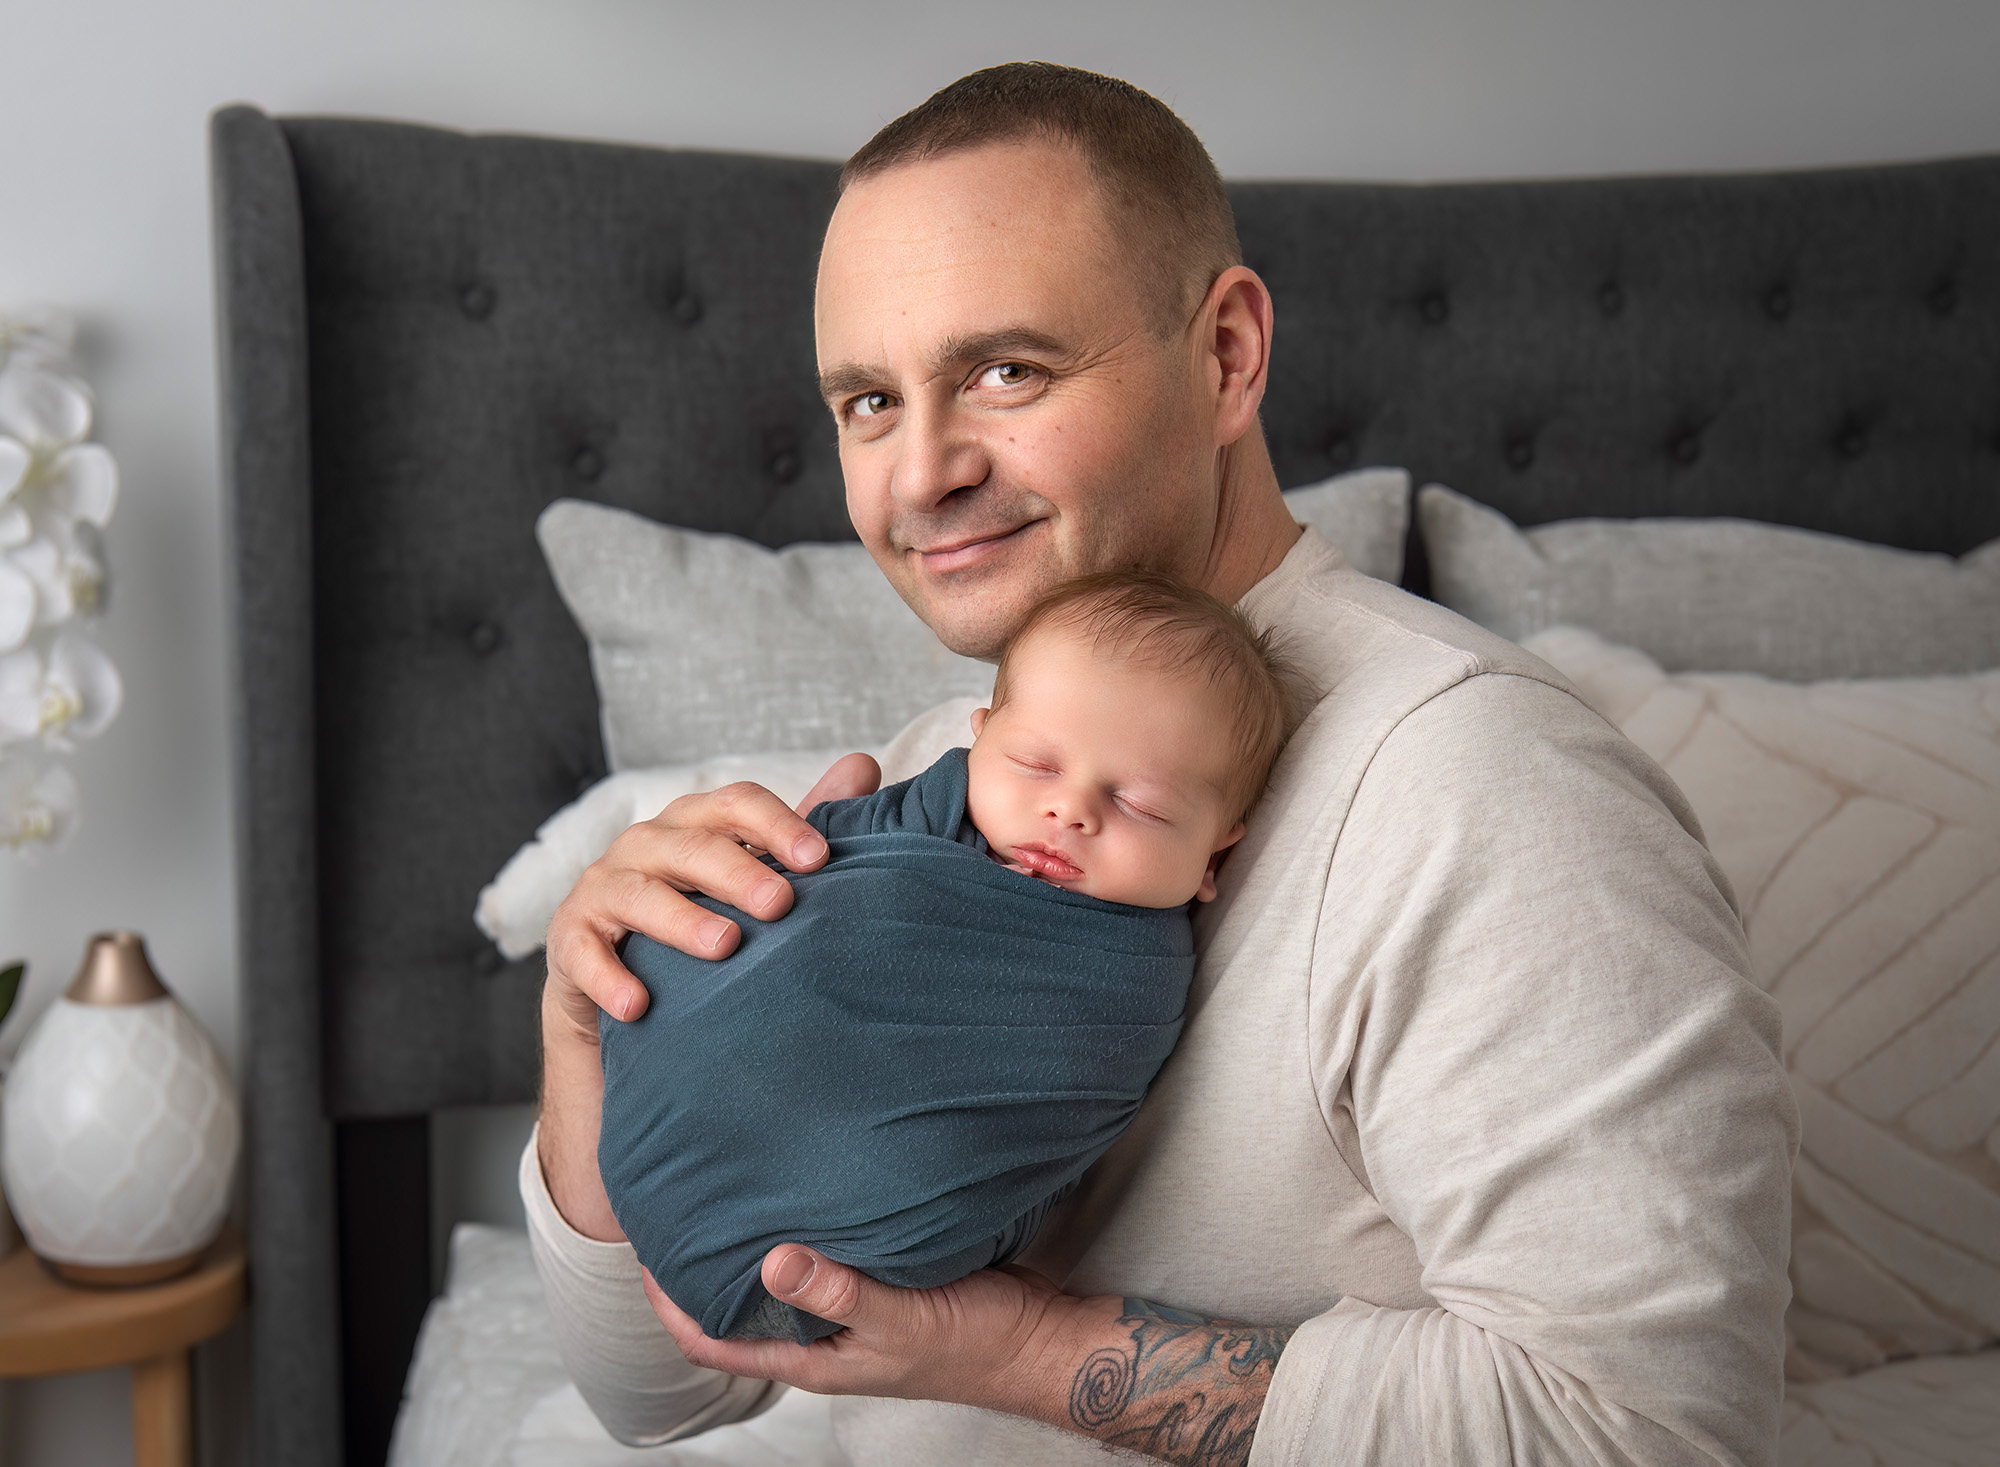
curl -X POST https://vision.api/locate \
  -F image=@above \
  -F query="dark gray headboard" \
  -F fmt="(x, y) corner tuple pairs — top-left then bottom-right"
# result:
(211, 103), (2000, 1466)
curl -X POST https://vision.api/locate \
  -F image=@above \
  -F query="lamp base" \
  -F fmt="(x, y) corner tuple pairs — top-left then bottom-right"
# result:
(46, 1250), (201, 1287)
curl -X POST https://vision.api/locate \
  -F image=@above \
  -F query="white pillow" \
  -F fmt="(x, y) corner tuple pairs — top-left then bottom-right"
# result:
(1525, 625), (2000, 1377)
(474, 699), (983, 960)
(1424, 485), (2000, 680)
(538, 469), (1410, 771)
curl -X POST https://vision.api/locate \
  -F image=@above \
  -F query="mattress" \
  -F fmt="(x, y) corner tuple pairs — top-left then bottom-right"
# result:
(394, 1224), (1998, 1466)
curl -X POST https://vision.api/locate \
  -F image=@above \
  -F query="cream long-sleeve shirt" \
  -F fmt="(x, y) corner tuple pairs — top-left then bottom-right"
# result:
(523, 528), (1799, 1466)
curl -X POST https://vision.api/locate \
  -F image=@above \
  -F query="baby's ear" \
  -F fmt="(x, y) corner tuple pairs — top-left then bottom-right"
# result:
(970, 707), (989, 737)
(1194, 824), (1247, 903)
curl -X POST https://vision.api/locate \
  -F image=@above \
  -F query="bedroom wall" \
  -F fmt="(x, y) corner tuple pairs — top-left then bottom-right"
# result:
(1, 0), (1995, 1462)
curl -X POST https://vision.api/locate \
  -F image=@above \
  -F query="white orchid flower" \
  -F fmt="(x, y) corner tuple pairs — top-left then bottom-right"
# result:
(0, 755), (78, 852)
(0, 361), (91, 452)
(0, 634), (121, 749)
(0, 308), (76, 370)
(0, 436), (27, 505)
(44, 442), (116, 526)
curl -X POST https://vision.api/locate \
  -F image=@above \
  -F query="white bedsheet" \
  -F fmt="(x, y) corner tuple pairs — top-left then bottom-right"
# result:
(393, 1223), (1998, 1466)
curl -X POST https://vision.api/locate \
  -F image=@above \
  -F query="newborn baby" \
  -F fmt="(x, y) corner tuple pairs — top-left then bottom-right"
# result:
(599, 570), (1291, 1343)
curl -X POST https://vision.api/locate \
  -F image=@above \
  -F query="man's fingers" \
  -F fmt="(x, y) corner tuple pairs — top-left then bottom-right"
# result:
(671, 782), (831, 874)
(642, 1267), (808, 1379)
(797, 752), (883, 818)
(547, 924), (651, 1027)
(609, 820), (797, 927)
(764, 1245), (872, 1330)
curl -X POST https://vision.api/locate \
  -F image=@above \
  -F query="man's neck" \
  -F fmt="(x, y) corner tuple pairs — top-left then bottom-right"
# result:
(1195, 431), (1304, 606)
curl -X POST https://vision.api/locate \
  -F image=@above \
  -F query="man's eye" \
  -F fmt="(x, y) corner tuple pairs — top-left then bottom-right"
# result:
(978, 362), (1034, 388)
(850, 391), (895, 419)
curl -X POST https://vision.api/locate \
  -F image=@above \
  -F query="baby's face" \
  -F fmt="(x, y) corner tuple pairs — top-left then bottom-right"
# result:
(966, 627), (1248, 908)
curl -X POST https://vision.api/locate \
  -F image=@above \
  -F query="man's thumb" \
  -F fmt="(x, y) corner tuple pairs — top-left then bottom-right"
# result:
(764, 1245), (869, 1326)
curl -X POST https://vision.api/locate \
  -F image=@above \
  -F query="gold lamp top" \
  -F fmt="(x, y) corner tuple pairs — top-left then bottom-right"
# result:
(64, 931), (169, 1007)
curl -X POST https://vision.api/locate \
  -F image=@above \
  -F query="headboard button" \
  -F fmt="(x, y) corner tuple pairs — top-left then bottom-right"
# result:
(1596, 282), (1624, 317)
(1418, 291), (1450, 325)
(1504, 435), (1534, 471)
(1836, 423), (1869, 459)
(1763, 284), (1792, 322)
(572, 448), (604, 482)
(1930, 280), (1958, 316)
(1668, 430), (1702, 466)
(468, 621), (501, 656)
(1325, 431), (1355, 468)
(671, 293), (705, 326)
(770, 450), (802, 483)
(460, 282), (497, 320)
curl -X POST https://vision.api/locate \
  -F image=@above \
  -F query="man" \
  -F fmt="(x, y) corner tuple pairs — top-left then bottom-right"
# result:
(527, 63), (1798, 1467)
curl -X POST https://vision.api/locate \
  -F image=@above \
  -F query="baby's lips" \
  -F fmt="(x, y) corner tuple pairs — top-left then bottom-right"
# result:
(1010, 843), (1083, 881)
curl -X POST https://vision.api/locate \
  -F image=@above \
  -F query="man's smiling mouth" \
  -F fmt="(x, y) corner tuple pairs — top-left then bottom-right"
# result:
(912, 520), (1044, 576)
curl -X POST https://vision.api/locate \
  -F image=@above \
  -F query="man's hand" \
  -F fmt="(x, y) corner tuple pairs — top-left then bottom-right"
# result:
(536, 752), (883, 1240)
(643, 1247), (1292, 1467)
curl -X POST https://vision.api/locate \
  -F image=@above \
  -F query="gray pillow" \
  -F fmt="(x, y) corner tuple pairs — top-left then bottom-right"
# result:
(540, 468), (1411, 770)
(1418, 484), (2000, 680)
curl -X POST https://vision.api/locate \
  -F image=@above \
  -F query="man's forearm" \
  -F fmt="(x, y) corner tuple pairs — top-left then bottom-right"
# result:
(538, 987), (625, 1241)
(1010, 1297), (1293, 1467)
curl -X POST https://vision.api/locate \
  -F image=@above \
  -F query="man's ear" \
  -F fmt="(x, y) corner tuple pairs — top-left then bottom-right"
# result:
(1194, 821), (1247, 903)
(970, 707), (989, 737)
(1199, 267), (1274, 450)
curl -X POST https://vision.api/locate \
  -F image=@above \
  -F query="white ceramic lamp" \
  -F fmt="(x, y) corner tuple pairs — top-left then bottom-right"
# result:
(0, 932), (239, 1283)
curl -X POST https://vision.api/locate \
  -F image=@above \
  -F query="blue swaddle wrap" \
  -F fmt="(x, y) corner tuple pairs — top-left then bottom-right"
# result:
(599, 747), (1195, 1344)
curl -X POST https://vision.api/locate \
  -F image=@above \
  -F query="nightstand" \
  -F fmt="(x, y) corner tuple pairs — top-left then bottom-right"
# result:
(0, 1228), (245, 1467)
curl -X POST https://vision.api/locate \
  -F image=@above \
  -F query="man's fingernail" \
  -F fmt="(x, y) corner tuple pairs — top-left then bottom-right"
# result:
(793, 833), (826, 866)
(697, 918), (731, 950)
(771, 1249), (816, 1299)
(755, 877), (788, 910)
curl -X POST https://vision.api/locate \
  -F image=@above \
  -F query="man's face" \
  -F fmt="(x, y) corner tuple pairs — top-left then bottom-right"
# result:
(816, 141), (1220, 658)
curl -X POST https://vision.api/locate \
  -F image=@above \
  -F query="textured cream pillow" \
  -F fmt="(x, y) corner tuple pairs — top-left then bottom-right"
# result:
(539, 469), (1410, 770)
(1424, 485), (2000, 679)
(1526, 626), (2000, 1379)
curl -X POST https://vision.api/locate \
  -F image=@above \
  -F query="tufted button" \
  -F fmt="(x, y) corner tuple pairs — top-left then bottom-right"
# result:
(670, 292), (704, 326)
(1503, 435), (1534, 471)
(459, 282), (496, 320)
(1835, 421), (1869, 459)
(769, 450), (801, 483)
(1668, 429), (1702, 466)
(1930, 279), (1958, 316)
(1763, 284), (1792, 322)
(468, 621), (501, 656)
(1325, 431), (1356, 469)
(571, 447), (604, 482)
(1418, 290), (1450, 325)
(1597, 281), (1624, 317)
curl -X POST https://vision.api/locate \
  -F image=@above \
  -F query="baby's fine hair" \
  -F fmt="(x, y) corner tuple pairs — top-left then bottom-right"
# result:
(990, 570), (1296, 819)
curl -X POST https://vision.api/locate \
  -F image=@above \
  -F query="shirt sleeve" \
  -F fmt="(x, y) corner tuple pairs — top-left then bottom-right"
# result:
(1252, 673), (1799, 1467)
(519, 1128), (787, 1446)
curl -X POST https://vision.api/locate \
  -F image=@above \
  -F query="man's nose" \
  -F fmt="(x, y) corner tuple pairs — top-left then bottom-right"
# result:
(891, 398), (990, 510)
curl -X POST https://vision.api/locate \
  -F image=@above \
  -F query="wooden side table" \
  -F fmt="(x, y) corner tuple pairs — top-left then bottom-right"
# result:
(0, 1228), (245, 1467)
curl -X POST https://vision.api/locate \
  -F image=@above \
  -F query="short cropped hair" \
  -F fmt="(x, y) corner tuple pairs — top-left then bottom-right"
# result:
(989, 570), (1294, 820)
(841, 62), (1242, 334)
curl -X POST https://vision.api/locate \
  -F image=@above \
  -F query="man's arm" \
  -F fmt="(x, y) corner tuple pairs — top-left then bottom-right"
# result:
(640, 1247), (1292, 1467)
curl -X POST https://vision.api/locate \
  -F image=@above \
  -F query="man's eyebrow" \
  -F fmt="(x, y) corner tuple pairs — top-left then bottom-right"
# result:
(817, 327), (1073, 406)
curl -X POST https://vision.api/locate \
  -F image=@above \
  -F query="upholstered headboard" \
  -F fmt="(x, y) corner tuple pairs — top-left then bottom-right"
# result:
(211, 103), (2000, 1466)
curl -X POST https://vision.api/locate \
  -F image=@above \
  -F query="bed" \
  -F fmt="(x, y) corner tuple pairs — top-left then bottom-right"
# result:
(210, 105), (1999, 1466)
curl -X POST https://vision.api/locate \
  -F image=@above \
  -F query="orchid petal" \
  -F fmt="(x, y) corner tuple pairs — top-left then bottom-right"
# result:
(0, 563), (34, 652)
(47, 444), (117, 526)
(0, 758), (79, 851)
(0, 507), (28, 550)
(0, 365), (91, 448)
(0, 308), (76, 366)
(0, 647), (43, 744)
(10, 536), (71, 624)
(49, 633), (120, 739)
(0, 437), (27, 501)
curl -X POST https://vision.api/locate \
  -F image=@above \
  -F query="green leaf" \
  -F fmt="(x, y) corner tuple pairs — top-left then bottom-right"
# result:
(0, 961), (22, 1031)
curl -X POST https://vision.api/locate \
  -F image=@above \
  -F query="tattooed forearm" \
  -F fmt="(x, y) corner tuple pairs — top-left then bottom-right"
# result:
(1065, 1299), (1292, 1467)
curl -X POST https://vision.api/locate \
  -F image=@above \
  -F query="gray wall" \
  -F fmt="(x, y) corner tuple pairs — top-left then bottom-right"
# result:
(2, 0), (1997, 1462)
